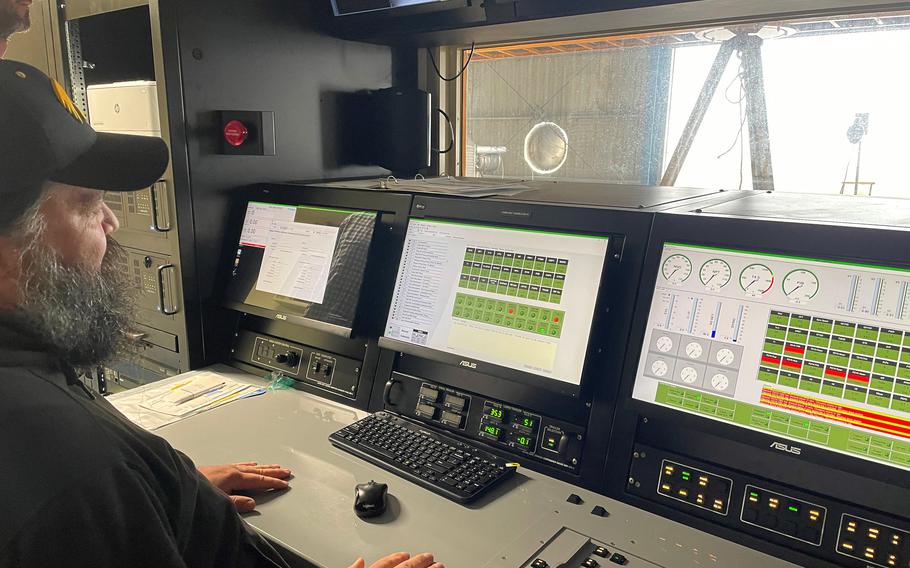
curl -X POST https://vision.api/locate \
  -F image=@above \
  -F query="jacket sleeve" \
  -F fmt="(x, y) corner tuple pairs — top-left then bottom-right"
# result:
(0, 460), (279, 568)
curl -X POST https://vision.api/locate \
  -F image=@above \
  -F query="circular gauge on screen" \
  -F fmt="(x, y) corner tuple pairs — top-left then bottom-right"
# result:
(662, 254), (692, 285)
(685, 341), (703, 359)
(655, 335), (674, 353)
(782, 269), (820, 303)
(710, 373), (730, 392)
(700, 259), (732, 291)
(740, 264), (774, 297)
(680, 366), (699, 384)
(715, 348), (736, 366)
(651, 360), (669, 377)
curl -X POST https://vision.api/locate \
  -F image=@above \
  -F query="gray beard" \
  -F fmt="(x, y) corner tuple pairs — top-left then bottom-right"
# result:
(0, 3), (29, 40)
(16, 237), (135, 367)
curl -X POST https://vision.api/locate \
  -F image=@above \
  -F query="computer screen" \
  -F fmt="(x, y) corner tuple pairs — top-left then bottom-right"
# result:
(384, 218), (610, 386)
(632, 242), (910, 472)
(332, 0), (450, 16)
(224, 201), (378, 333)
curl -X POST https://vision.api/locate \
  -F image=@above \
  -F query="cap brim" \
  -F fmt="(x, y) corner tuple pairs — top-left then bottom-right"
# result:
(49, 132), (169, 192)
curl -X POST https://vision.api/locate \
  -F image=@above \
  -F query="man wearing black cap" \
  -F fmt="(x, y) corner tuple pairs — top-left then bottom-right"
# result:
(0, 60), (444, 568)
(0, 0), (31, 58)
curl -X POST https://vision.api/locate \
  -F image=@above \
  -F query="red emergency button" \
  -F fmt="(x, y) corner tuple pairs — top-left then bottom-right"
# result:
(223, 119), (249, 147)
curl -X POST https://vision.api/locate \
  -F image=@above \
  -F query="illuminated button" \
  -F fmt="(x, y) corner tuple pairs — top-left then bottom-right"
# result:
(664, 465), (675, 476)
(713, 499), (724, 511)
(847, 521), (857, 533)
(748, 491), (760, 503)
(808, 509), (820, 522)
(888, 554), (897, 566)
(593, 546), (609, 558)
(660, 483), (671, 492)
(768, 497), (779, 510)
(531, 560), (548, 568)
(681, 470), (692, 481)
(864, 547), (875, 560)
(698, 475), (709, 487)
(678, 489), (688, 498)
(223, 120), (249, 147)
(696, 494), (704, 505)
(868, 528), (880, 539)
(841, 542), (855, 551)
(892, 534), (901, 545)
(582, 559), (599, 568)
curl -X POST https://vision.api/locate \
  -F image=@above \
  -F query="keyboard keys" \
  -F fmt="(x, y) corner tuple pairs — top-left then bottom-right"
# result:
(330, 412), (515, 503)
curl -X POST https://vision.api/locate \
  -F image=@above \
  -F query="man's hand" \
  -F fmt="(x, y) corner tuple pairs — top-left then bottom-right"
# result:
(347, 552), (444, 568)
(198, 461), (292, 513)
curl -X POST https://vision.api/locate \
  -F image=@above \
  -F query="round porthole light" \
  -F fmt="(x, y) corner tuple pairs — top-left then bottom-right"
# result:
(524, 121), (568, 175)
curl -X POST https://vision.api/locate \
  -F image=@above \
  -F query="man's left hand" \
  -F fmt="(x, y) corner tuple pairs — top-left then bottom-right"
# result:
(198, 462), (292, 513)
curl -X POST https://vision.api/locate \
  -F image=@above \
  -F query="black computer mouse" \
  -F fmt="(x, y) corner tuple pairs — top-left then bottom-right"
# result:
(354, 480), (388, 518)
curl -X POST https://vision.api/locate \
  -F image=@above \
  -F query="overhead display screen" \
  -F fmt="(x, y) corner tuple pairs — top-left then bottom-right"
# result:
(384, 218), (609, 386)
(632, 242), (910, 472)
(332, 0), (450, 16)
(224, 202), (378, 333)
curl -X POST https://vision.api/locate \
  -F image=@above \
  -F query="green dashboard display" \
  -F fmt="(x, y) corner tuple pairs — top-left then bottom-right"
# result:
(487, 407), (504, 419)
(482, 424), (502, 437)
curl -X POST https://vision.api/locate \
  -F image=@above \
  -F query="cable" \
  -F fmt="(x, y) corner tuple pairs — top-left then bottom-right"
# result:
(432, 108), (455, 154)
(429, 42), (475, 82)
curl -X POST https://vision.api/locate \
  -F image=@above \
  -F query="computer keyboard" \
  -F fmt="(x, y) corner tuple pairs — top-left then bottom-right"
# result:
(329, 411), (516, 504)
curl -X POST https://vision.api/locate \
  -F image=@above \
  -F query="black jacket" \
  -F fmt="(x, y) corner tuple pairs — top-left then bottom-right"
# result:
(0, 317), (285, 567)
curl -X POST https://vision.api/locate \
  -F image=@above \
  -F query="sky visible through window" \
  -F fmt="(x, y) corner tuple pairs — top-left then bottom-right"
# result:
(668, 30), (910, 197)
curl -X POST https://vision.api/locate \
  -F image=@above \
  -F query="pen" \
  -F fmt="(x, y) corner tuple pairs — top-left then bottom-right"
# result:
(174, 382), (225, 405)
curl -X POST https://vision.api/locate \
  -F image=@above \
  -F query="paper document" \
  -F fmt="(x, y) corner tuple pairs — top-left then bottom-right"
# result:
(111, 372), (266, 430)
(255, 220), (339, 304)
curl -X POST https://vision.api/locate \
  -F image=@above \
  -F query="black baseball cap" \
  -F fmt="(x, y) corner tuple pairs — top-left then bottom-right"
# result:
(0, 60), (169, 229)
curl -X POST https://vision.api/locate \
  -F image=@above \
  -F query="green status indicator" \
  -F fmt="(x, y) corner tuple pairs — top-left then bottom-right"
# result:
(482, 425), (501, 437)
(788, 505), (800, 513)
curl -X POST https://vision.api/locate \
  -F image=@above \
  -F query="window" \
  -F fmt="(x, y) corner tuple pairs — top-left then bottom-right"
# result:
(462, 12), (910, 197)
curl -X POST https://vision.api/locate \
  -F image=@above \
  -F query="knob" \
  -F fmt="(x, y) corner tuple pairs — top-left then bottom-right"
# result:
(275, 351), (299, 367)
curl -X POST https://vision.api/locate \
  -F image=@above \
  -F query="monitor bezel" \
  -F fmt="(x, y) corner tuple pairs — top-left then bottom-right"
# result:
(331, 0), (463, 17)
(378, 212), (622, 399)
(609, 211), (910, 507)
(220, 184), (412, 338)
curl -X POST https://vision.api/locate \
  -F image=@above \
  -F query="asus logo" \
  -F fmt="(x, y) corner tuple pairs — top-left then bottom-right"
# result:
(770, 441), (801, 455)
(459, 360), (477, 369)
(275, 314), (288, 321)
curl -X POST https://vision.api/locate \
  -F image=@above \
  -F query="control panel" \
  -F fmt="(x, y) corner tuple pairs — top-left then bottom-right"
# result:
(415, 382), (470, 428)
(479, 401), (542, 456)
(657, 460), (732, 515)
(232, 331), (361, 398)
(383, 373), (584, 473)
(522, 528), (639, 567)
(742, 485), (826, 546)
(837, 514), (910, 567)
(627, 444), (910, 566)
